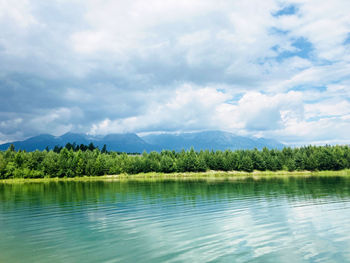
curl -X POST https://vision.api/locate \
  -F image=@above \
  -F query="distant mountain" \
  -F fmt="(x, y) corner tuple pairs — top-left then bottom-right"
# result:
(0, 133), (152, 153)
(0, 134), (60, 152)
(141, 131), (284, 151)
(0, 131), (284, 152)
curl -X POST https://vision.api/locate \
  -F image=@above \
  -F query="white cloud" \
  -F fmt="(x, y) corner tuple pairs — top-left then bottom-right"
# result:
(89, 86), (306, 139)
(0, 0), (37, 28)
(0, 0), (350, 145)
(89, 84), (232, 134)
(278, 0), (350, 61)
(235, 91), (304, 131)
(305, 100), (350, 119)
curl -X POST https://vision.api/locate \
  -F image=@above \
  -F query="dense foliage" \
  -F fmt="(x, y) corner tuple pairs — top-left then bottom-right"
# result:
(52, 142), (105, 153)
(1, 144), (350, 179)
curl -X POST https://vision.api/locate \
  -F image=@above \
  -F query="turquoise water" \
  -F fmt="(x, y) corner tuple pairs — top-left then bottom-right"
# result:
(1, 177), (350, 262)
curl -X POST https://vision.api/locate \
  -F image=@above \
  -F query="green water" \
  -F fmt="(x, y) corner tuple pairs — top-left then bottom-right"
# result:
(1, 177), (350, 262)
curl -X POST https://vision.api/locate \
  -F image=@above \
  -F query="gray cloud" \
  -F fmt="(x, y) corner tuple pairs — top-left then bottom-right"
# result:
(0, 0), (350, 145)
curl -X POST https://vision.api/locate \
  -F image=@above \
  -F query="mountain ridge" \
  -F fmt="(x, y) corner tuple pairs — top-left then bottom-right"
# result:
(0, 131), (284, 152)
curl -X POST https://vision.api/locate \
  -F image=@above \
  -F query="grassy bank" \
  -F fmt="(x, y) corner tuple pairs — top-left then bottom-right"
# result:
(1, 169), (350, 183)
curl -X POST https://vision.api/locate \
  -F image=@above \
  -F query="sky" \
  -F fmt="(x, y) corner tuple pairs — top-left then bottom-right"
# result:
(0, 0), (350, 145)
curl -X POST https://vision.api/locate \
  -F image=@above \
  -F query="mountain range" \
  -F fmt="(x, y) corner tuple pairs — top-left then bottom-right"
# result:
(0, 131), (284, 152)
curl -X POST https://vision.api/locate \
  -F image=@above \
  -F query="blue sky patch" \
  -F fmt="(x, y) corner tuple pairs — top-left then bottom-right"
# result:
(289, 85), (327, 93)
(344, 33), (350, 45)
(273, 5), (298, 17)
(225, 92), (245, 104)
(269, 27), (289, 36)
(273, 37), (314, 62)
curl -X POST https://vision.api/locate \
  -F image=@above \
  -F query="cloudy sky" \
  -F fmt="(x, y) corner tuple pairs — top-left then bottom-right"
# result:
(0, 0), (350, 145)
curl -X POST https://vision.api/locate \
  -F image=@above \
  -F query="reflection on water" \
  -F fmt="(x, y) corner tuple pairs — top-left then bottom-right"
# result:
(1, 177), (350, 262)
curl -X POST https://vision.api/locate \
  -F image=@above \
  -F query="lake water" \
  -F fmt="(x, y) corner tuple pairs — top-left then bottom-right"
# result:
(1, 177), (350, 262)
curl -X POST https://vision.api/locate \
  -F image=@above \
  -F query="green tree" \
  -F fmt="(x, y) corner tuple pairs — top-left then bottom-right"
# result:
(42, 151), (59, 177)
(286, 158), (296, 171)
(101, 144), (108, 154)
(160, 155), (176, 173)
(4, 162), (16, 179)
(8, 144), (15, 152)
(178, 148), (200, 172)
(0, 154), (6, 178)
(251, 150), (266, 171)
(239, 155), (254, 172)
(14, 151), (25, 168)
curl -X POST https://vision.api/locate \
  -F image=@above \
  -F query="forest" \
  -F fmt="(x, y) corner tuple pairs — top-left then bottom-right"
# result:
(0, 144), (350, 179)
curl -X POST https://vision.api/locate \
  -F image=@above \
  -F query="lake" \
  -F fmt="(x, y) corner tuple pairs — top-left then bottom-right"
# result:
(1, 177), (350, 262)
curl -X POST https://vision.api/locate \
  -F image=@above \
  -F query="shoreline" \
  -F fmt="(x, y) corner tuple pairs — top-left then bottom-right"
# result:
(1, 169), (350, 183)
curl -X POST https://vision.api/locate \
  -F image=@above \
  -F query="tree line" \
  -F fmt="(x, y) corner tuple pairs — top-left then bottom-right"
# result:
(51, 143), (139, 155)
(51, 142), (105, 153)
(0, 144), (350, 179)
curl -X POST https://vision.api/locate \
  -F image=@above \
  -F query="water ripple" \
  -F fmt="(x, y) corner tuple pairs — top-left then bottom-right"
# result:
(1, 178), (350, 262)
